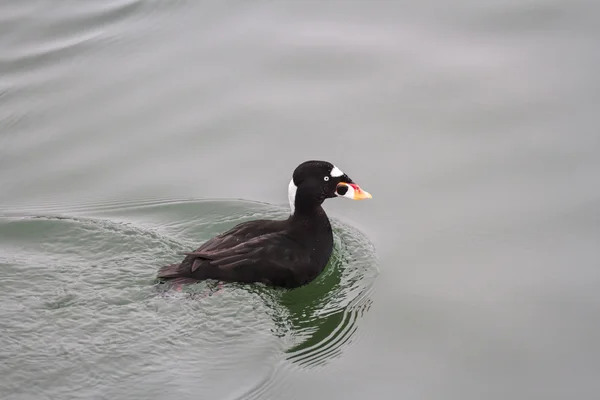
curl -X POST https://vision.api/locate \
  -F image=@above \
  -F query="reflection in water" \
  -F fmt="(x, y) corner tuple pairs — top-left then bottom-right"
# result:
(272, 223), (377, 367)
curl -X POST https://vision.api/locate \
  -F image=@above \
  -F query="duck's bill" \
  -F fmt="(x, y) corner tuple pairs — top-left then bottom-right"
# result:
(336, 182), (372, 200)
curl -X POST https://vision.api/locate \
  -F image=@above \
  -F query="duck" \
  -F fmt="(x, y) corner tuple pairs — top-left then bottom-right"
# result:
(157, 160), (372, 288)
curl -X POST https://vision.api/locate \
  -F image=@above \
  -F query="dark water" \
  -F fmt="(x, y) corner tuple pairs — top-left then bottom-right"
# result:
(1, 1), (599, 399)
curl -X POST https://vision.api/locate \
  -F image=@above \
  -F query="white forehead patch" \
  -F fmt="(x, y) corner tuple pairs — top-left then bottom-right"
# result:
(330, 166), (344, 177)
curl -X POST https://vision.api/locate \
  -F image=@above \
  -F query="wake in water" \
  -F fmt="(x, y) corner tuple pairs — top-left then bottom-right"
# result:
(0, 198), (379, 398)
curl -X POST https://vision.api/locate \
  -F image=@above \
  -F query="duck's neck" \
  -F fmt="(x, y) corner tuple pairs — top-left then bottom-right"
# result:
(290, 203), (327, 220)
(287, 183), (332, 249)
(288, 206), (332, 246)
(288, 179), (327, 219)
(288, 196), (331, 234)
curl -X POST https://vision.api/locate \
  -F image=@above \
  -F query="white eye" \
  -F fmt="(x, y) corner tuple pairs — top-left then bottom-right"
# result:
(324, 176), (330, 181)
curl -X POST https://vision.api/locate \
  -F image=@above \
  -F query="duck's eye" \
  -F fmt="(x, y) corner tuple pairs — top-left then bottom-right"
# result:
(324, 176), (330, 181)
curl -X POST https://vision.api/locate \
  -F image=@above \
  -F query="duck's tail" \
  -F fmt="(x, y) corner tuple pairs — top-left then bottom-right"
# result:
(157, 263), (183, 279)
(156, 263), (203, 287)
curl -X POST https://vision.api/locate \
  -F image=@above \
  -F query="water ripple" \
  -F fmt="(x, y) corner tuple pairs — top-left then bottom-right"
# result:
(0, 0), (186, 81)
(0, 199), (378, 398)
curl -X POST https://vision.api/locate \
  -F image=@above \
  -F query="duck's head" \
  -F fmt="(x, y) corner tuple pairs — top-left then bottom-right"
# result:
(288, 160), (372, 214)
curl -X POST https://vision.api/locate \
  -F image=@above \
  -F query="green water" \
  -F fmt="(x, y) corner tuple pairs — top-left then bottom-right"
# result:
(1, 1), (599, 399)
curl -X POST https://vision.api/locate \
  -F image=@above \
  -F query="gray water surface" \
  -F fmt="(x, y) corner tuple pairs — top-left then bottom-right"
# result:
(1, 1), (599, 399)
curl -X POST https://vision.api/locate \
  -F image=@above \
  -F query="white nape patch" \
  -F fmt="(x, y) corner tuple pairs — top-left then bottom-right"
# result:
(288, 179), (298, 214)
(330, 165), (344, 177)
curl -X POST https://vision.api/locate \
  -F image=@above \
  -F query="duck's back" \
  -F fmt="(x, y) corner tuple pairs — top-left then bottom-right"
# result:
(193, 218), (288, 254)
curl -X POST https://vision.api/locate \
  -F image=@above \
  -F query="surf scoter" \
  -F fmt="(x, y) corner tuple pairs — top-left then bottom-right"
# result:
(157, 160), (372, 288)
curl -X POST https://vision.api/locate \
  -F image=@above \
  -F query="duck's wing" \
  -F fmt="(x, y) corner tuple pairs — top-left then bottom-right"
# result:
(157, 217), (311, 287)
(159, 232), (309, 288)
(157, 220), (272, 280)
(190, 232), (311, 286)
(191, 219), (285, 254)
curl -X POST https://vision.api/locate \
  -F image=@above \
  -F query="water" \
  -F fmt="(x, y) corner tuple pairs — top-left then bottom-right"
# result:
(1, 200), (377, 399)
(1, 1), (599, 399)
